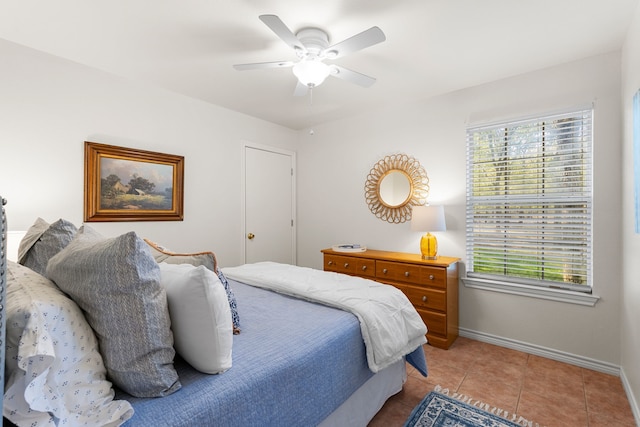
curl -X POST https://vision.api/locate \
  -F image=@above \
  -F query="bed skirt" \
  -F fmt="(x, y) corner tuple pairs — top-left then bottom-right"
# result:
(320, 358), (406, 426)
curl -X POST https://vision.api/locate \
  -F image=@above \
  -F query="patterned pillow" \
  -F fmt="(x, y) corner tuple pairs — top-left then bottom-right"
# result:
(4, 261), (134, 426)
(216, 269), (240, 334)
(145, 239), (240, 334)
(46, 226), (180, 398)
(18, 218), (77, 276)
(158, 262), (233, 374)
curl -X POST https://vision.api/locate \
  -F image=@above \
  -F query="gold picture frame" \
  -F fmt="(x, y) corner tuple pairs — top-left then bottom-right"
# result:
(84, 141), (184, 222)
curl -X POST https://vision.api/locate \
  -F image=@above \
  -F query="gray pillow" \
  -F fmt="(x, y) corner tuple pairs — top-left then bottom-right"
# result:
(18, 218), (77, 275)
(17, 217), (49, 263)
(46, 225), (180, 398)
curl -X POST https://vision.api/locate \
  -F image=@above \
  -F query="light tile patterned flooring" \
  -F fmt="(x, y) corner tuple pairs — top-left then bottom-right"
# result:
(369, 337), (637, 427)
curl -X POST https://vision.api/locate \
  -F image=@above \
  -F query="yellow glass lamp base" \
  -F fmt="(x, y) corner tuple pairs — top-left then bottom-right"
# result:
(420, 232), (438, 260)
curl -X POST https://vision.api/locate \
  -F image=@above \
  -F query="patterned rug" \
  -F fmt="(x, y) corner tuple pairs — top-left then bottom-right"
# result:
(404, 386), (539, 427)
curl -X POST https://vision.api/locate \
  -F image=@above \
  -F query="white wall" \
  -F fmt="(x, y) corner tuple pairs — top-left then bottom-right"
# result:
(296, 52), (623, 365)
(621, 0), (640, 417)
(0, 38), (298, 267)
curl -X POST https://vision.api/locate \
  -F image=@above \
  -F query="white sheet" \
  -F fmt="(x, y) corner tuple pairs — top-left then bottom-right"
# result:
(223, 262), (427, 373)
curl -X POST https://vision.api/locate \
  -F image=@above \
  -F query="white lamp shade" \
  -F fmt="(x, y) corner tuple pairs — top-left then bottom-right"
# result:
(293, 60), (330, 87)
(411, 205), (446, 232)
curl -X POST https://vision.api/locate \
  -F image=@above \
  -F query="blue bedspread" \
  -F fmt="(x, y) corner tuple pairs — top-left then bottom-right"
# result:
(118, 280), (427, 426)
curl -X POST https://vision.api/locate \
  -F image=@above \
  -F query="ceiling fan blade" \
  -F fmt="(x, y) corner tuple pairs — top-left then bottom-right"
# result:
(233, 61), (294, 71)
(293, 81), (309, 97)
(324, 26), (386, 59)
(330, 65), (377, 87)
(259, 15), (306, 53)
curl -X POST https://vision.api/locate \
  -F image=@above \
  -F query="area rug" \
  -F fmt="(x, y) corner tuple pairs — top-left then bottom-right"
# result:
(404, 385), (539, 427)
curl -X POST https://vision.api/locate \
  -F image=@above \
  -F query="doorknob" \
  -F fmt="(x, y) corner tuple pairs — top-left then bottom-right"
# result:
(247, 233), (255, 240)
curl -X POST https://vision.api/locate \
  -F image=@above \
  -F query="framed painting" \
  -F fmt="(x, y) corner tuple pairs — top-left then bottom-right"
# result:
(84, 141), (184, 222)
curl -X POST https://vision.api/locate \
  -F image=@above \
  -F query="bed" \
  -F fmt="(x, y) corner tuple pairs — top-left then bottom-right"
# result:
(118, 279), (424, 427)
(1, 210), (428, 427)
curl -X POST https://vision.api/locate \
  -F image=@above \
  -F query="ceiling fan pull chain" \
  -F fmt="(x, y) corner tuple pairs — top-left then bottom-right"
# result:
(308, 87), (315, 135)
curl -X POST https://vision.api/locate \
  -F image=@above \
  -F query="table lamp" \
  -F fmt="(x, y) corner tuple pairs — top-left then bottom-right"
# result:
(411, 205), (446, 260)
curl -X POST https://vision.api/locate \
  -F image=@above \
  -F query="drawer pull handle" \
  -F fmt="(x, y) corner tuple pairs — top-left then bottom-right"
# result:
(404, 271), (410, 277)
(422, 296), (428, 302)
(382, 268), (388, 274)
(362, 266), (367, 271)
(328, 261), (334, 266)
(344, 263), (349, 268)
(429, 274), (435, 280)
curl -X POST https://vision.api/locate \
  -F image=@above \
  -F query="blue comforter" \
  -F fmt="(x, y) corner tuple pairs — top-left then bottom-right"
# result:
(118, 280), (426, 426)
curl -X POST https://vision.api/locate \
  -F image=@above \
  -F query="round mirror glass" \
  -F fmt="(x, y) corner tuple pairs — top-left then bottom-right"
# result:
(378, 170), (412, 208)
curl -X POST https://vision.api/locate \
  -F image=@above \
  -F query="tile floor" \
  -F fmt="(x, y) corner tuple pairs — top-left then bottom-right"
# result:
(369, 337), (637, 427)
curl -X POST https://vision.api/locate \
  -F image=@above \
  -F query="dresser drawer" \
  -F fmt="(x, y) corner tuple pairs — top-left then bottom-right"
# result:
(418, 309), (447, 337)
(395, 283), (446, 312)
(376, 261), (423, 285)
(355, 259), (376, 278)
(324, 254), (375, 277)
(324, 254), (340, 272)
(420, 267), (447, 289)
(376, 261), (447, 288)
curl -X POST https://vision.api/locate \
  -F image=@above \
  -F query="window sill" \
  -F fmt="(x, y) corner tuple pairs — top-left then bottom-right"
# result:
(461, 276), (600, 307)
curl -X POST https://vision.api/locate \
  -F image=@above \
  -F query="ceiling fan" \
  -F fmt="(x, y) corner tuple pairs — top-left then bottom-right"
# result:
(233, 15), (386, 96)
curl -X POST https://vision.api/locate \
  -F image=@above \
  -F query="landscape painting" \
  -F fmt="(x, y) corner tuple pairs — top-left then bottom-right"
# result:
(100, 157), (174, 210)
(84, 142), (184, 222)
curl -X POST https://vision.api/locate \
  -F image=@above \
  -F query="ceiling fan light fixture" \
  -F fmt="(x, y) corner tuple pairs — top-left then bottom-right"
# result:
(325, 49), (338, 59)
(293, 59), (330, 87)
(234, 15), (386, 94)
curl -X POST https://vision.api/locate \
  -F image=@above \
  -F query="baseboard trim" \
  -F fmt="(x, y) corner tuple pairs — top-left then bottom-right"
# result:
(458, 328), (620, 376)
(620, 367), (640, 426)
(458, 328), (640, 423)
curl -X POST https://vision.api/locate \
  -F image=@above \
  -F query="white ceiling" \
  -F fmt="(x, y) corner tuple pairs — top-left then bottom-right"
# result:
(1, 0), (637, 130)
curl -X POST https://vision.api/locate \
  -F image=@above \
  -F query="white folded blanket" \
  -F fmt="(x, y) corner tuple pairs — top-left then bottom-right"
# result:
(223, 262), (427, 373)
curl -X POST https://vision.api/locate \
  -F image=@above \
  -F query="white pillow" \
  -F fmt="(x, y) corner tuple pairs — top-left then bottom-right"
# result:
(4, 261), (134, 426)
(158, 262), (233, 374)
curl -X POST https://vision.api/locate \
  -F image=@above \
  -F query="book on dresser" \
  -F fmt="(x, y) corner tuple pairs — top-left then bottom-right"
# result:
(321, 248), (460, 349)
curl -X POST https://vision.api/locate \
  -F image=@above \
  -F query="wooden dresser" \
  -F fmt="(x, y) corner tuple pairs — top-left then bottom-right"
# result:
(321, 248), (460, 349)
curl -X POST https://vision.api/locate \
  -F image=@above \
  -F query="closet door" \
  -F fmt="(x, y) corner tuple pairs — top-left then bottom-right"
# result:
(243, 144), (296, 264)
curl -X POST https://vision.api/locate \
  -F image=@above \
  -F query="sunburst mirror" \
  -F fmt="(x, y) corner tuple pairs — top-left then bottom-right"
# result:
(364, 154), (429, 223)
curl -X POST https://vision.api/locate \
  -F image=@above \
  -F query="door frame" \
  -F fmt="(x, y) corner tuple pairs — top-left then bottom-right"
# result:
(241, 141), (297, 265)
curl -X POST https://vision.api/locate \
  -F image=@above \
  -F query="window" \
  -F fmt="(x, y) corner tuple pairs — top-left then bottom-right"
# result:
(465, 108), (593, 295)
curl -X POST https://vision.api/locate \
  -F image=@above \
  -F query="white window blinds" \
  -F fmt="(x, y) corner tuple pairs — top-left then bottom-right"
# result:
(465, 108), (593, 292)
